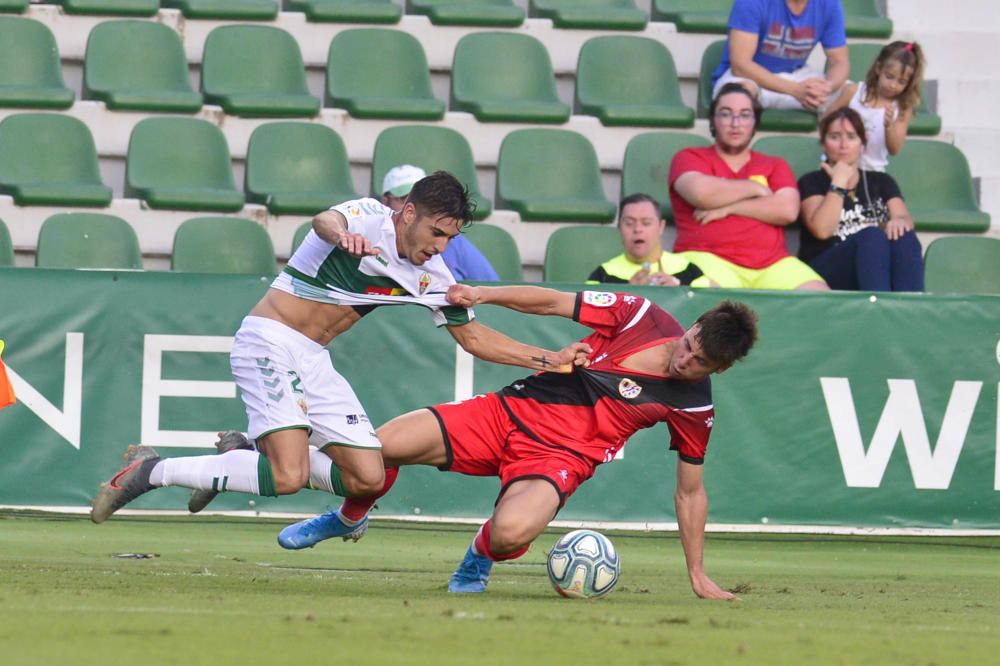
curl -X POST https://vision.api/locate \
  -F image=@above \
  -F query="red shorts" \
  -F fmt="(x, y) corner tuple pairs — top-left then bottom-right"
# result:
(429, 393), (596, 507)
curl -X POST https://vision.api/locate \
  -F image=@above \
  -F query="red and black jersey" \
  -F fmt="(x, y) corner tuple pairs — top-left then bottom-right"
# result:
(497, 291), (714, 465)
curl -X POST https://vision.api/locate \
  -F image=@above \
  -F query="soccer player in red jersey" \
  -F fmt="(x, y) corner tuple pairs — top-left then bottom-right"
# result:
(278, 284), (758, 600)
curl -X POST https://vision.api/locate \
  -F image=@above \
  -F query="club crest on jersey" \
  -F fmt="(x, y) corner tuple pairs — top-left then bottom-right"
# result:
(418, 272), (431, 294)
(618, 378), (642, 399)
(583, 291), (617, 307)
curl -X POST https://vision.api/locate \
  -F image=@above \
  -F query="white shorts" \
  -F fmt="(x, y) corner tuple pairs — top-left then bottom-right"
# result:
(230, 316), (381, 450)
(713, 66), (827, 111)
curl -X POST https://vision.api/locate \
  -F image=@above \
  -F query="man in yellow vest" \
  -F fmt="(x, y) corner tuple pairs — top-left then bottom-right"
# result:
(588, 194), (714, 288)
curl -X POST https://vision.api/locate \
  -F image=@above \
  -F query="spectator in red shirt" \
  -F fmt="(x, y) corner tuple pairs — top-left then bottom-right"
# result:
(669, 82), (828, 290)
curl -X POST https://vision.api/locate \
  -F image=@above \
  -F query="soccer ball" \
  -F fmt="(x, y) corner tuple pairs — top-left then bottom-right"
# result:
(546, 529), (620, 599)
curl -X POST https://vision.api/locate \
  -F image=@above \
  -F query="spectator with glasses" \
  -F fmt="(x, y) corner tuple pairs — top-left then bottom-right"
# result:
(668, 82), (828, 290)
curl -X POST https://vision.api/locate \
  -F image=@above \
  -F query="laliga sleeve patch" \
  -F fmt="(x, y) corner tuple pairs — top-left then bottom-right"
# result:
(582, 291), (617, 307)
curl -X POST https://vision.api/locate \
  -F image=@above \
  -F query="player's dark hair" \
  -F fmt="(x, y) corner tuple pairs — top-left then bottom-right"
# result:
(819, 106), (868, 146)
(618, 193), (662, 222)
(694, 300), (758, 367)
(708, 82), (763, 138)
(406, 170), (476, 228)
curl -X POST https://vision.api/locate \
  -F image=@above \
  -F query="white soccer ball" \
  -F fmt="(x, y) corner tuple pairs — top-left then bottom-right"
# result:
(546, 529), (620, 599)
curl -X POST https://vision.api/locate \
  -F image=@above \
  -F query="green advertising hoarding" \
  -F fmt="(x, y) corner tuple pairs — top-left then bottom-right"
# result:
(0, 268), (997, 529)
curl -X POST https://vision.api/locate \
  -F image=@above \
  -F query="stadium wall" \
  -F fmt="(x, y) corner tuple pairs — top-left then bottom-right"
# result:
(0, 268), (997, 530)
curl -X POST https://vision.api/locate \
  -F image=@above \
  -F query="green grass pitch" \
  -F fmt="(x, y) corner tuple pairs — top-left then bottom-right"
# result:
(1, 510), (998, 666)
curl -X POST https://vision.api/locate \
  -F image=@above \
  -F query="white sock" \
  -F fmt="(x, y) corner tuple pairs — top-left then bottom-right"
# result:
(307, 448), (338, 494)
(151, 450), (263, 495)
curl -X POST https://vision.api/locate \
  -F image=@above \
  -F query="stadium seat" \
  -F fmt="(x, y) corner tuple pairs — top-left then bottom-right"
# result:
(0, 114), (112, 207)
(245, 122), (358, 216)
(620, 132), (711, 222)
(284, 0), (402, 23)
(0, 218), (13, 267)
(886, 140), (990, 232)
(575, 36), (693, 127)
(463, 224), (523, 281)
(0, 17), (74, 109)
(171, 217), (276, 274)
(159, 0), (278, 20)
(451, 32), (570, 124)
(371, 125), (492, 219)
(845, 43), (941, 136)
(35, 213), (143, 270)
(83, 20), (202, 113)
(201, 26), (319, 117)
(923, 236), (1000, 295)
(49, 0), (158, 16)
(326, 29), (444, 120)
(751, 135), (823, 181)
(0, 0), (28, 13)
(126, 117), (245, 212)
(496, 129), (615, 223)
(528, 0), (647, 31)
(698, 40), (818, 132)
(408, 0), (524, 27)
(840, 0), (892, 39)
(543, 226), (621, 282)
(291, 221), (312, 255)
(650, 0), (731, 33)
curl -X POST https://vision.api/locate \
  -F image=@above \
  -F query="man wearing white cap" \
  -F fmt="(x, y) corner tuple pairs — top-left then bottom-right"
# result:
(382, 165), (500, 282)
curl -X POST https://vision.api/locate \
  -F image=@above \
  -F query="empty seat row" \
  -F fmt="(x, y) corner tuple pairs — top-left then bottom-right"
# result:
(0, 112), (987, 232)
(0, 0), (895, 35)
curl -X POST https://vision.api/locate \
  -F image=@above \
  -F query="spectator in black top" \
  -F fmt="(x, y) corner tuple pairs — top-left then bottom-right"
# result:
(797, 107), (923, 291)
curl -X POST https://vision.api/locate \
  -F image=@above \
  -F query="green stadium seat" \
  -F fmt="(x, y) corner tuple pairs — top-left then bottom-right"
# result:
(245, 122), (358, 216)
(620, 132), (711, 222)
(126, 117), (245, 212)
(496, 129), (615, 223)
(172, 217), (276, 274)
(0, 0), (28, 13)
(35, 213), (143, 270)
(543, 226), (620, 282)
(0, 17), (74, 109)
(845, 43), (941, 136)
(651, 0), (731, 33)
(886, 140), (990, 233)
(83, 21), (202, 113)
(0, 218), (13, 267)
(752, 135), (823, 181)
(371, 125), (492, 220)
(463, 224), (523, 281)
(698, 39), (817, 132)
(840, 0), (892, 39)
(923, 236), (1000, 295)
(529, 0), (647, 31)
(451, 32), (570, 124)
(0, 114), (112, 207)
(291, 221), (312, 255)
(50, 0), (159, 16)
(201, 26), (319, 118)
(284, 0), (402, 23)
(326, 29), (444, 120)
(575, 36), (693, 128)
(408, 0), (524, 27)
(160, 0), (278, 20)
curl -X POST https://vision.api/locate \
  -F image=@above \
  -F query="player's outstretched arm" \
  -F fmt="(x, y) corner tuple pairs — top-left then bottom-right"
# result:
(447, 284), (577, 318)
(447, 320), (590, 374)
(674, 461), (737, 601)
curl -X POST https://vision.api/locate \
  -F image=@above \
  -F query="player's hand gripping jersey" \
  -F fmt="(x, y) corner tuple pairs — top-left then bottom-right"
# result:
(271, 198), (472, 326)
(498, 291), (714, 465)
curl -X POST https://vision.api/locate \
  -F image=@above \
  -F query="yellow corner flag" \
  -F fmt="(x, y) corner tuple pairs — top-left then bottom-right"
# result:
(0, 339), (16, 410)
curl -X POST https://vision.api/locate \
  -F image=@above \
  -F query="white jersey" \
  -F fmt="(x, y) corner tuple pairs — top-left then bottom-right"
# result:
(849, 82), (897, 173)
(271, 198), (473, 327)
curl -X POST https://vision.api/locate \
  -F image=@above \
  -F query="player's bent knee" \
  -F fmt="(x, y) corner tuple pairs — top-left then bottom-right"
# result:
(489, 522), (537, 556)
(342, 468), (385, 497)
(272, 467), (310, 495)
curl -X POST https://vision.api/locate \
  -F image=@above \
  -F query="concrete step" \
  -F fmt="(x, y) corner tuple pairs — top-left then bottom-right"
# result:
(888, 0), (1000, 33)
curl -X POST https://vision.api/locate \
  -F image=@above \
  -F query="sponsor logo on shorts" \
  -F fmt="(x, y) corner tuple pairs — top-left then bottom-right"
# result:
(583, 291), (617, 307)
(347, 414), (358, 425)
(705, 416), (714, 428)
(557, 469), (568, 483)
(297, 398), (308, 416)
(618, 378), (642, 399)
(419, 272), (431, 295)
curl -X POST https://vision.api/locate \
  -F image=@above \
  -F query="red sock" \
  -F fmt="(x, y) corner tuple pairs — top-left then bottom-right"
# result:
(341, 467), (399, 522)
(472, 520), (530, 562)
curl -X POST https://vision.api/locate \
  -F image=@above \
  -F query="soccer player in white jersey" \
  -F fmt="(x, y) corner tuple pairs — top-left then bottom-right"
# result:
(90, 172), (591, 537)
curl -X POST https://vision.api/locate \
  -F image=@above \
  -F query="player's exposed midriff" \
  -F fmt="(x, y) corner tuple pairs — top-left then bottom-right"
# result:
(249, 288), (361, 346)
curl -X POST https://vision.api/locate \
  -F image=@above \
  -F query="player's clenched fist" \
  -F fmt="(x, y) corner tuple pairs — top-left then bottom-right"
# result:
(446, 284), (481, 308)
